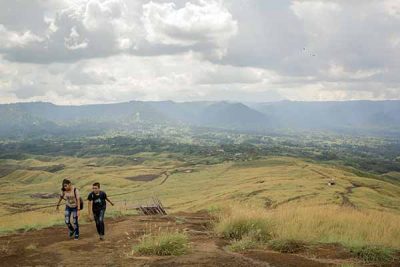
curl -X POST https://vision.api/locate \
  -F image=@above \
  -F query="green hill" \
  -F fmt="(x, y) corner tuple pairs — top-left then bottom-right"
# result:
(1, 154), (399, 234)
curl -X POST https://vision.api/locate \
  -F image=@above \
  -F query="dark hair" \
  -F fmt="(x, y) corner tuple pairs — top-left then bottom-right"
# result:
(93, 182), (100, 188)
(61, 179), (71, 191)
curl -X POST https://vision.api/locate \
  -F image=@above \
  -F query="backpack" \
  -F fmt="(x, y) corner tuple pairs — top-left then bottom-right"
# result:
(74, 187), (84, 210)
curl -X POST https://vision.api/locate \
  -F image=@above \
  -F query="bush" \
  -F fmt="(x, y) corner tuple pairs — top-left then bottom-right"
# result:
(215, 216), (272, 242)
(349, 245), (395, 263)
(133, 232), (189, 256)
(228, 234), (260, 252)
(214, 205), (273, 252)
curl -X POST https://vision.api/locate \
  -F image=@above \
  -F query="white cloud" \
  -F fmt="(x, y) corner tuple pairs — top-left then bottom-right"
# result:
(384, 0), (400, 18)
(142, 0), (237, 56)
(1, 0), (237, 62)
(0, 24), (43, 49)
(0, 0), (399, 103)
(64, 26), (89, 50)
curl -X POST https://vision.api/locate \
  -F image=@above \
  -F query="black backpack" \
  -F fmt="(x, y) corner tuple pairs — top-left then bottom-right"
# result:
(74, 188), (84, 210)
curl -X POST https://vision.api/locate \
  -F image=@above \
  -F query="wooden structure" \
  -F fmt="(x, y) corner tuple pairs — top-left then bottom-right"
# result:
(135, 197), (167, 215)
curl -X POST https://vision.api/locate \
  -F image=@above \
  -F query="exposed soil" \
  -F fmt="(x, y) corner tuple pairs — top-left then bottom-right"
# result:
(0, 211), (397, 267)
(159, 171), (170, 185)
(125, 174), (160, 182)
(27, 164), (66, 173)
(30, 193), (60, 199)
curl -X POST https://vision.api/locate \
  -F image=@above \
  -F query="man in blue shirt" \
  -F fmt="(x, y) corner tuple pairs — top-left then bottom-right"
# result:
(87, 182), (114, 240)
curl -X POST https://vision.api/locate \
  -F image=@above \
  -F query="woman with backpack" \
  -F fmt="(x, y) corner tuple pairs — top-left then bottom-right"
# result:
(56, 179), (83, 240)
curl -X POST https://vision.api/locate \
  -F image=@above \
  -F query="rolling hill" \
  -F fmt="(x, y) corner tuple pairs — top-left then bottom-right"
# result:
(0, 100), (400, 138)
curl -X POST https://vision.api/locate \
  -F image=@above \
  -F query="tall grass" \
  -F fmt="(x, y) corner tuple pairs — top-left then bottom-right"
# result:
(266, 205), (400, 248)
(0, 211), (63, 235)
(133, 231), (189, 256)
(214, 205), (273, 242)
(349, 245), (396, 263)
(214, 204), (400, 250)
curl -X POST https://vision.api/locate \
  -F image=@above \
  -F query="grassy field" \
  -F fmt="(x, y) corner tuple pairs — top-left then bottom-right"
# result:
(1, 153), (400, 251)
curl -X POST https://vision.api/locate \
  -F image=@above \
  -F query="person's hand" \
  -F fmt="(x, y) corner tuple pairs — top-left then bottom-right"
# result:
(111, 203), (114, 206)
(77, 210), (80, 218)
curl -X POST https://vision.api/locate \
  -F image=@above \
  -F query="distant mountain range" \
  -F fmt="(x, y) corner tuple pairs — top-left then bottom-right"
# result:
(0, 100), (399, 138)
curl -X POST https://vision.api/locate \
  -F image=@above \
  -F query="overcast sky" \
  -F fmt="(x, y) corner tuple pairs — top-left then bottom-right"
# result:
(0, 0), (399, 104)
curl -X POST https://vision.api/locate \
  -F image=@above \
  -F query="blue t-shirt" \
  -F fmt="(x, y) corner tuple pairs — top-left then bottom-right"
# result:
(87, 191), (107, 212)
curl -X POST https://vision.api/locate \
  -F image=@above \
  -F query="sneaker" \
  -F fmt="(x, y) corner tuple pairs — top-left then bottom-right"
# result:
(69, 230), (74, 239)
(74, 236), (79, 240)
(99, 235), (105, 241)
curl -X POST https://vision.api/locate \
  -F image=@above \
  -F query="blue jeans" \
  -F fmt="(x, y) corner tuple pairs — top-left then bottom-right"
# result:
(65, 206), (79, 237)
(93, 208), (106, 236)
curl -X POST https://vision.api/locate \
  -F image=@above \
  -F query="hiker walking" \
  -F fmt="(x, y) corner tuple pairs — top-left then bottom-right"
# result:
(87, 182), (114, 241)
(56, 179), (82, 240)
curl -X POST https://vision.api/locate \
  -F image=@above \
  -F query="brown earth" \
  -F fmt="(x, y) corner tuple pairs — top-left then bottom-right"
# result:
(0, 211), (395, 267)
(125, 174), (160, 182)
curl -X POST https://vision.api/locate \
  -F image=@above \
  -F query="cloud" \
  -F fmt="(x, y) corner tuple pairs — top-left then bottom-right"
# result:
(0, 0), (399, 103)
(0, 0), (237, 63)
(0, 25), (43, 49)
(193, 65), (268, 85)
(142, 0), (237, 57)
(1, 0), (141, 63)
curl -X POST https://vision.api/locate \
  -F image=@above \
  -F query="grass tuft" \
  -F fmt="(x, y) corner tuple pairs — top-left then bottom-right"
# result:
(228, 234), (261, 252)
(214, 206), (273, 242)
(349, 245), (396, 263)
(133, 231), (189, 256)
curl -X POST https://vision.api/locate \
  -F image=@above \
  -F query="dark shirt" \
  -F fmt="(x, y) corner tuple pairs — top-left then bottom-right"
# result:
(87, 191), (107, 212)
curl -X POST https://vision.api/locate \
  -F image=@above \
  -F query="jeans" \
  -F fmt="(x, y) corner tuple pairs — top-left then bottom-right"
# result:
(65, 206), (79, 237)
(93, 208), (106, 236)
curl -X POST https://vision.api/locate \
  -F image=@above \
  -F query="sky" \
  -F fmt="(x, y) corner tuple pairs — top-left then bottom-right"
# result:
(0, 0), (399, 104)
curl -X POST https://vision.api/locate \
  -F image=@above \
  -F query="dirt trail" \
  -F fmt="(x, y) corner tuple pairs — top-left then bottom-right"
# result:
(0, 211), (385, 267)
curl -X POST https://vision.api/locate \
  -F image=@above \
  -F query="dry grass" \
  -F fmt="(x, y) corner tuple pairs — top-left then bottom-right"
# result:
(214, 204), (273, 242)
(132, 231), (189, 256)
(25, 243), (38, 250)
(267, 205), (400, 248)
(1, 154), (400, 238)
(214, 204), (400, 250)
(0, 241), (11, 254)
(0, 211), (63, 234)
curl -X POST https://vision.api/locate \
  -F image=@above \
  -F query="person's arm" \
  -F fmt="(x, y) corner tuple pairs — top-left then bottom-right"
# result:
(75, 188), (81, 217)
(56, 192), (64, 210)
(88, 200), (93, 216)
(106, 195), (114, 206)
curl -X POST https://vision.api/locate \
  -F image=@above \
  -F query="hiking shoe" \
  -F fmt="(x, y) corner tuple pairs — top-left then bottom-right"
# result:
(68, 230), (74, 239)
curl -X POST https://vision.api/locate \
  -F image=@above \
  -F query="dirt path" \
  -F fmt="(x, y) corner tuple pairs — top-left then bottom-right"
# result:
(0, 211), (381, 267)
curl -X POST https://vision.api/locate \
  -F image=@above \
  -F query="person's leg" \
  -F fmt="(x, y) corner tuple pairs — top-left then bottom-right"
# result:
(98, 209), (105, 237)
(93, 210), (101, 236)
(72, 207), (79, 239)
(64, 207), (75, 238)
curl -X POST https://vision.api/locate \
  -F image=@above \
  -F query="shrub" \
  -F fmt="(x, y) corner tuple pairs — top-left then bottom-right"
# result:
(133, 232), (188, 256)
(349, 245), (395, 263)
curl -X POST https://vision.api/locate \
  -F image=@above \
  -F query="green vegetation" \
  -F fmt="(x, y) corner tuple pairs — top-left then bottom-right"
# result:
(349, 245), (396, 263)
(228, 235), (261, 252)
(133, 232), (189, 256)
(0, 124), (399, 266)
(1, 154), (400, 236)
(1, 128), (400, 176)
